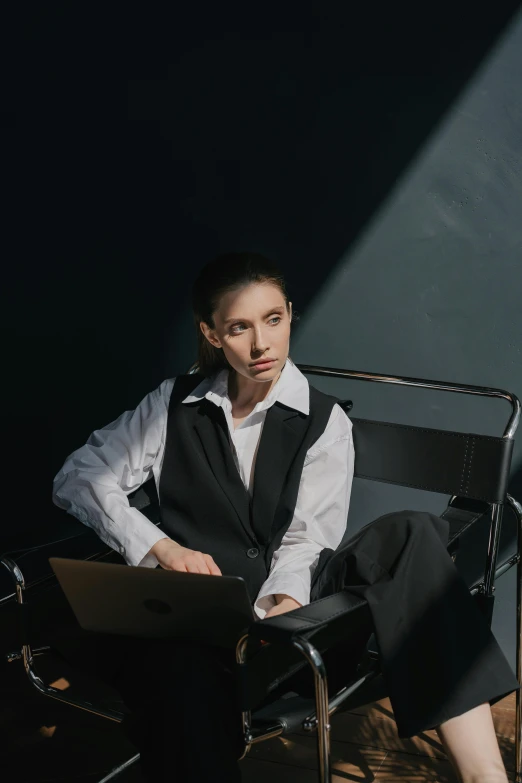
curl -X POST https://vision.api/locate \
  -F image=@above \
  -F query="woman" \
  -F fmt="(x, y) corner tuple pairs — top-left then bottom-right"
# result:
(53, 252), (518, 782)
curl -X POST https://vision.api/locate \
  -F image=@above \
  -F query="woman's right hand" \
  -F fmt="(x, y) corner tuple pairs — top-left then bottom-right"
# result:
(148, 537), (222, 576)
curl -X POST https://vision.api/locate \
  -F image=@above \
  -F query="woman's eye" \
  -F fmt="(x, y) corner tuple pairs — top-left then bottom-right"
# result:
(230, 317), (280, 334)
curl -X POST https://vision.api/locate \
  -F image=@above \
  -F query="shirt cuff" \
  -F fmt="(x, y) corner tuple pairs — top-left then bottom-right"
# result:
(254, 573), (311, 619)
(70, 504), (169, 568)
(119, 513), (169, 567)
(136, 550), (161, 569)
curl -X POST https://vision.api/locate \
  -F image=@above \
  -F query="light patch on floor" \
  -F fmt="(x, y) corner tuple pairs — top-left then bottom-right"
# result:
(49, 677), (70, 690)
(38, 725), (57, 738)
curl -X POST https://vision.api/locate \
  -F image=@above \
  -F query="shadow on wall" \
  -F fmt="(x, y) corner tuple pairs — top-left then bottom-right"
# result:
(4, 4), (521, 542)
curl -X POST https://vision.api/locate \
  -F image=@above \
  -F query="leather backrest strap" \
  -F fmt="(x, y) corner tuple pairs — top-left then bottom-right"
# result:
(352, 418), (514, 503)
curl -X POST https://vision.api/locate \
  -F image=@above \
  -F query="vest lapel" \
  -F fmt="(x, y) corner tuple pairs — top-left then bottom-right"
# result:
(192, 400), (253, 541)
(251, 403), (308, 545)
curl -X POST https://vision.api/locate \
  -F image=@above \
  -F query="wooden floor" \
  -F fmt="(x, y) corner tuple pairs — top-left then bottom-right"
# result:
(0, 653), (517, 782)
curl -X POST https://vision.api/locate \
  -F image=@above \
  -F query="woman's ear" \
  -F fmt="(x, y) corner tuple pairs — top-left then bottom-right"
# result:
(200, 321), (222, 349)
(288, 301), (293, 321)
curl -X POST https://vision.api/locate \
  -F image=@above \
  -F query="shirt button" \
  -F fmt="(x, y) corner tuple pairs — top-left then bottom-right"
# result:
(246, 547), (259, 559)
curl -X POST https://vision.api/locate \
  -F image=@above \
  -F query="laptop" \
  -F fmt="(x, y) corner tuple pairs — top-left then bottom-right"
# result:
(49, 557), (256, 649)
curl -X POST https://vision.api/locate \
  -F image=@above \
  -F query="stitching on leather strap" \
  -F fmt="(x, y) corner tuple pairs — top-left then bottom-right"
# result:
(465, 438), (476, 495)
(460, 436), (470, 495)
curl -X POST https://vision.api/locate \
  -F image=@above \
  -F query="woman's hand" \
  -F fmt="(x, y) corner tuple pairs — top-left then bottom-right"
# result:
(149, 537), (222, 576)
(264, 594), (302, 619)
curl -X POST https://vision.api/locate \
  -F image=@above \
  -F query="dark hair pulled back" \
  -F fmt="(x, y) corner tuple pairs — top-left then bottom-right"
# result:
(191, 252), (291, 378)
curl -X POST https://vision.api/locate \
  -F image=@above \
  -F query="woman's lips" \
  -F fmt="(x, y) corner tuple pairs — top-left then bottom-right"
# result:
(251, 359), (276, 370)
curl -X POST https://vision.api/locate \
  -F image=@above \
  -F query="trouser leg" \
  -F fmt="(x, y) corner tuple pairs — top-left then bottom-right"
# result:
(51, 629), (242, 782)
(311, 510), (520, 738)
(112, 638), (243, 783)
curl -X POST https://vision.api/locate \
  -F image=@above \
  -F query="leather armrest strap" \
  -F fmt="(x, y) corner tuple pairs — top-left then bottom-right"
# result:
(249, 591), (370, 645)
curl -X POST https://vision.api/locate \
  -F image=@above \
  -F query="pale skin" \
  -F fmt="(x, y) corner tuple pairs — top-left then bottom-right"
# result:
(149, 282), (509, 781)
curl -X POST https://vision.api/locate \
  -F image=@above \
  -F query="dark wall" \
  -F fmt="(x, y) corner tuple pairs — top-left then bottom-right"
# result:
(6, 5), (521, 663)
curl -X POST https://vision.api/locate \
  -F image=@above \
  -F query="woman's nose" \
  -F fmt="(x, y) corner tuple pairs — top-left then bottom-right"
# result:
(252, 327), (268, 352)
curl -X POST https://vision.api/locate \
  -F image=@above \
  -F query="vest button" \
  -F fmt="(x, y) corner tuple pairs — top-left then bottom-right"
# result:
(246, 547), (260, 559)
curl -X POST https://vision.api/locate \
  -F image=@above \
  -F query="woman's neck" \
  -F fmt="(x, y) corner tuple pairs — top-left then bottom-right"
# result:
(228, 369), (282, 410)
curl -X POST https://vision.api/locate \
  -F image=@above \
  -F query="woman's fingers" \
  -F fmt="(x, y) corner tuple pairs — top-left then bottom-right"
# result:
(186, 557), (207, 574)
(205, 555), (222, 576)
(162, 549), (221, 575)
(195, 552), (212, 574)
(186, 552), (213, 574)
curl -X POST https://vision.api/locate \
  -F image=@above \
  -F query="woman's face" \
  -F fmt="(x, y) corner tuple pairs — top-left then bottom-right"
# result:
(201, 282), (292, 383)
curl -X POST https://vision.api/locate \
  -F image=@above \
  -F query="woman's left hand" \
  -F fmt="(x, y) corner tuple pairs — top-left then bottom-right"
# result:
(264, 595), (302, 619)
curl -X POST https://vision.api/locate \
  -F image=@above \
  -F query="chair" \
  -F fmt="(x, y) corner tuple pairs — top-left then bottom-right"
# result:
(1, 364), (520, 783)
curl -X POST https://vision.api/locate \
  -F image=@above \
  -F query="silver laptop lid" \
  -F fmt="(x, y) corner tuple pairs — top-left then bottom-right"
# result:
(50, 557), (256, 649)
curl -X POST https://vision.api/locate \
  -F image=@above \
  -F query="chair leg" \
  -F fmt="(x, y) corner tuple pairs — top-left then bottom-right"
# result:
(2, 556), (125, 721)
(293, 638), (331, 783)
(96, 753), (141, 783)
(515, 516), (522, 783)
(235, 634), (253, 761)
(507, 495), (521, 782)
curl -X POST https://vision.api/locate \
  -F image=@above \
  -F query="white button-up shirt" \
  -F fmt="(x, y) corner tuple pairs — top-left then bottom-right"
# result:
(52, 358), (355, 618)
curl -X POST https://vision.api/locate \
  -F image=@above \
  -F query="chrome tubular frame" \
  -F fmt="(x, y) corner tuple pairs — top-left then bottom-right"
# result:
(298, 364), (521, 781)
(236, 633), (380, 781)
(483, 502), (504, 598)
(235, 635), (286, 758)
(506, 494), (521, 782)
(1, 556), (141, 783)
(236, 634), (254, 760)
(292, 638), (331, 783)
(298, 364), (520, 598)
(296, 364), (521, 439)
(302, 666), (379, 731)
(1, 556), (126, 723)
(237, 633), (333, 781)
(4, 362), (519, 781)
(96, 753), (141, 783)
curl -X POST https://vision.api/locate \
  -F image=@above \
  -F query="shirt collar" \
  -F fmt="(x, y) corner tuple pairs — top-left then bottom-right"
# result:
(181, 357), (310, 415)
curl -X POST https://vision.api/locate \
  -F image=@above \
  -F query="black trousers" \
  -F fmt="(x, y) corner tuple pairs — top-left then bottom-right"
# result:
(52, 511), (520, 782)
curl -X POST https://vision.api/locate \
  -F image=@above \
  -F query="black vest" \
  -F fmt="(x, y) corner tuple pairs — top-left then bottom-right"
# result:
(158, 373), (339, 601)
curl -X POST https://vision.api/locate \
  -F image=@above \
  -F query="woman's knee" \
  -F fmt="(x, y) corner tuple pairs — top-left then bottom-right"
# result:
(370, 510), (450, 549)
(408, 512), (449, 545)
